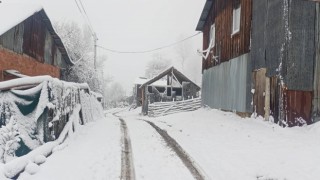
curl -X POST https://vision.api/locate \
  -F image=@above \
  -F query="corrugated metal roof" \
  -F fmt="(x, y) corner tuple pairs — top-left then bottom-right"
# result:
(196, 0), (213, 31)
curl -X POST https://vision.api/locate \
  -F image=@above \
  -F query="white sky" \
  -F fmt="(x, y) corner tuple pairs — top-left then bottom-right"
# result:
(42, 0), (206, 94)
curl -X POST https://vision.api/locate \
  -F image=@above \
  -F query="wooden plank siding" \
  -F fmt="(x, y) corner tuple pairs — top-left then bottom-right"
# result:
(202, 0), (252, 71)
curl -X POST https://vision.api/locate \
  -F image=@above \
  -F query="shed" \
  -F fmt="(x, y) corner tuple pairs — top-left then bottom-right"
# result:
(0, 1), (73, 82)
(138, 66), (200, 114)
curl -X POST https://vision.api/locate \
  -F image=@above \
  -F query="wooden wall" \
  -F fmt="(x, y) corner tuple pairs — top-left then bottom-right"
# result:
(202, 0), (252, 71)
(0, 11), (69, 81)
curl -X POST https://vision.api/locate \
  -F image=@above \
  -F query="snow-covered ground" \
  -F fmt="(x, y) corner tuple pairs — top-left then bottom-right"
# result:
(128, 108), (320, 180)
(1, 107), (319, 180)
(124, 117), (194, 180)
(18, 113), (121, 180)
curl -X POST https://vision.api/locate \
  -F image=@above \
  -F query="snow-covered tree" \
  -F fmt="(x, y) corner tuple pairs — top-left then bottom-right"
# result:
(54, 21), (103, 93)
(145, 53), (172, 78)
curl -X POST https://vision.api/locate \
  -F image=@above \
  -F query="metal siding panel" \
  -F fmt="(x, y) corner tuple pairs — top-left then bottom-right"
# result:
(202, 53), (251, 113)
(286, 1), (315, 91)
(251, 0), (267, 70)
(285, 90), (313, 126)
(266, 0), (286, 77)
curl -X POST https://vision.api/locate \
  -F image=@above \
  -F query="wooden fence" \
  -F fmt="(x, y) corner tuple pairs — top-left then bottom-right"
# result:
(148, 98), (201, 117)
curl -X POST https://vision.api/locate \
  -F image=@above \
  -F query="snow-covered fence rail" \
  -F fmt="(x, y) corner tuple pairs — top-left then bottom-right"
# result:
(148, 98), (201, 117)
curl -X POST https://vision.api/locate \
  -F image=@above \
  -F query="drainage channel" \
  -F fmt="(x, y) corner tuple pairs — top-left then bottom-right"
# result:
(142, 120), (208, 180)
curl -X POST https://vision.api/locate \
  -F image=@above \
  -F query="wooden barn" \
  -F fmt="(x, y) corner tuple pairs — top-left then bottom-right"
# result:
(0, 2), (72, 82)
(251, 0), (320, 126)
(137, 67), (200, 115)
(197, 0), (320, 126)
(196, 0), (253, 117)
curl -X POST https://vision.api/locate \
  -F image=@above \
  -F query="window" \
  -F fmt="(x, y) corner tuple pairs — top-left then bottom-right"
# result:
(232, 4), (241, 35)
(209, 24), (215, 46)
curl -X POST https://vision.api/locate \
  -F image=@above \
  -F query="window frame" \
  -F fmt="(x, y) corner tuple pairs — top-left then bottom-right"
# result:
(232, 3), (241, 35)
(209, 23), (216, 47)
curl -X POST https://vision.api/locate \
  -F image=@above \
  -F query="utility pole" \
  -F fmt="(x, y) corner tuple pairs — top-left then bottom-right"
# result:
(93, 33), (98, 70)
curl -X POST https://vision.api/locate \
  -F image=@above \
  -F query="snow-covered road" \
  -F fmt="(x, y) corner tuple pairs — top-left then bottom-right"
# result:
(124, 117), (194, 180)
(16, 109), (201, 180)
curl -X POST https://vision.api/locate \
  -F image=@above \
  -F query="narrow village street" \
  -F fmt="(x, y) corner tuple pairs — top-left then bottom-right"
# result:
(16, 109), (207, 180)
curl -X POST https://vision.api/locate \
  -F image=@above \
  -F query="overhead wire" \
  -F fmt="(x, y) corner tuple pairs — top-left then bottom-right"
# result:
(96, 32), (202, 54)
(74, 0), (96, 38)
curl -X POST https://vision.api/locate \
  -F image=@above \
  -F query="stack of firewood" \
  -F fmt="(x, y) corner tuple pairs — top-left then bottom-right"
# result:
(148, 98), (201, 117)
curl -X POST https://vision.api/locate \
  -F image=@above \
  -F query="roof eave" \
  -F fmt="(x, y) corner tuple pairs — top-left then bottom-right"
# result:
(39, 10), (74, 66)
(195, 0), (213, 31)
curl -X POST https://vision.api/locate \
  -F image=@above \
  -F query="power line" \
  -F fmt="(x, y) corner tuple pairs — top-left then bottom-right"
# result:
(97, 32), (202, 54)
(78, 0), (95, 34)
(74, 0), (96, 37)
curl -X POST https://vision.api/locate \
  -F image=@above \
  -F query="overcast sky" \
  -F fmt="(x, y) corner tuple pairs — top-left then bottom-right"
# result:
(42, 0), (205, 94)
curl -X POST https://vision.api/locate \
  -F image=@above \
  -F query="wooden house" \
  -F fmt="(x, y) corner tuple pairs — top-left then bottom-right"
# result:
(0, 2), (73, 82)
(251, 0), (320, 126)
(197, 0), (320, 126)
(196, 0), (253, 117)
(137, 67), (200, 115)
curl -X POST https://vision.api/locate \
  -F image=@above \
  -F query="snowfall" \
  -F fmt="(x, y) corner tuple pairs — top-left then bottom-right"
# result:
(0, 106), (319, 180)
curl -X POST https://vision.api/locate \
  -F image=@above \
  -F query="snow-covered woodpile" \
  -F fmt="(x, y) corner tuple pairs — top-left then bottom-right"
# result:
(0, 76), (104, 165)
(148, 98), (201, 117)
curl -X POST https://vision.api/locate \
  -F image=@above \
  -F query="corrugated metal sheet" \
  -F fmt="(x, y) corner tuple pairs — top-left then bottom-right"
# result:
(202, 53), (252, 113)
(0, 23), (24, 54)
(252, 0), (315, 91)
(265, 0), (286, 77)
(251, 0), (267, 70)
(286, 0), (315, 91)
(284, 90), (313, 127)
(313, 4), (320, 121)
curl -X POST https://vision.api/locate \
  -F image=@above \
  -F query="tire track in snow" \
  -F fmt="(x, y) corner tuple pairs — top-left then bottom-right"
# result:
(143, 120), (208, 180)
(118, 117), (136, 180)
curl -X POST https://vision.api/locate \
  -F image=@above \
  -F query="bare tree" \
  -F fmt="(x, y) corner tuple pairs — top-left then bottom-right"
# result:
(145, 53), (172, 78)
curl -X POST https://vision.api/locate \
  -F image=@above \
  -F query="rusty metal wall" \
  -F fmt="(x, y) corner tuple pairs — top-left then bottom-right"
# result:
(284, 90), (313, 127)
(0, 23), (24, 54)
(202, 53), (252, 113)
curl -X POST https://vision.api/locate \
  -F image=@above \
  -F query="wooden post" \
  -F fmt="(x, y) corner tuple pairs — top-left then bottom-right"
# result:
(265, 77), (270, 121)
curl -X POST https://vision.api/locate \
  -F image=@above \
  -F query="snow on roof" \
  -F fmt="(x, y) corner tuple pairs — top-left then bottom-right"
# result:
(0, 0), (43, 36)
(134, 77), (167, 87)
